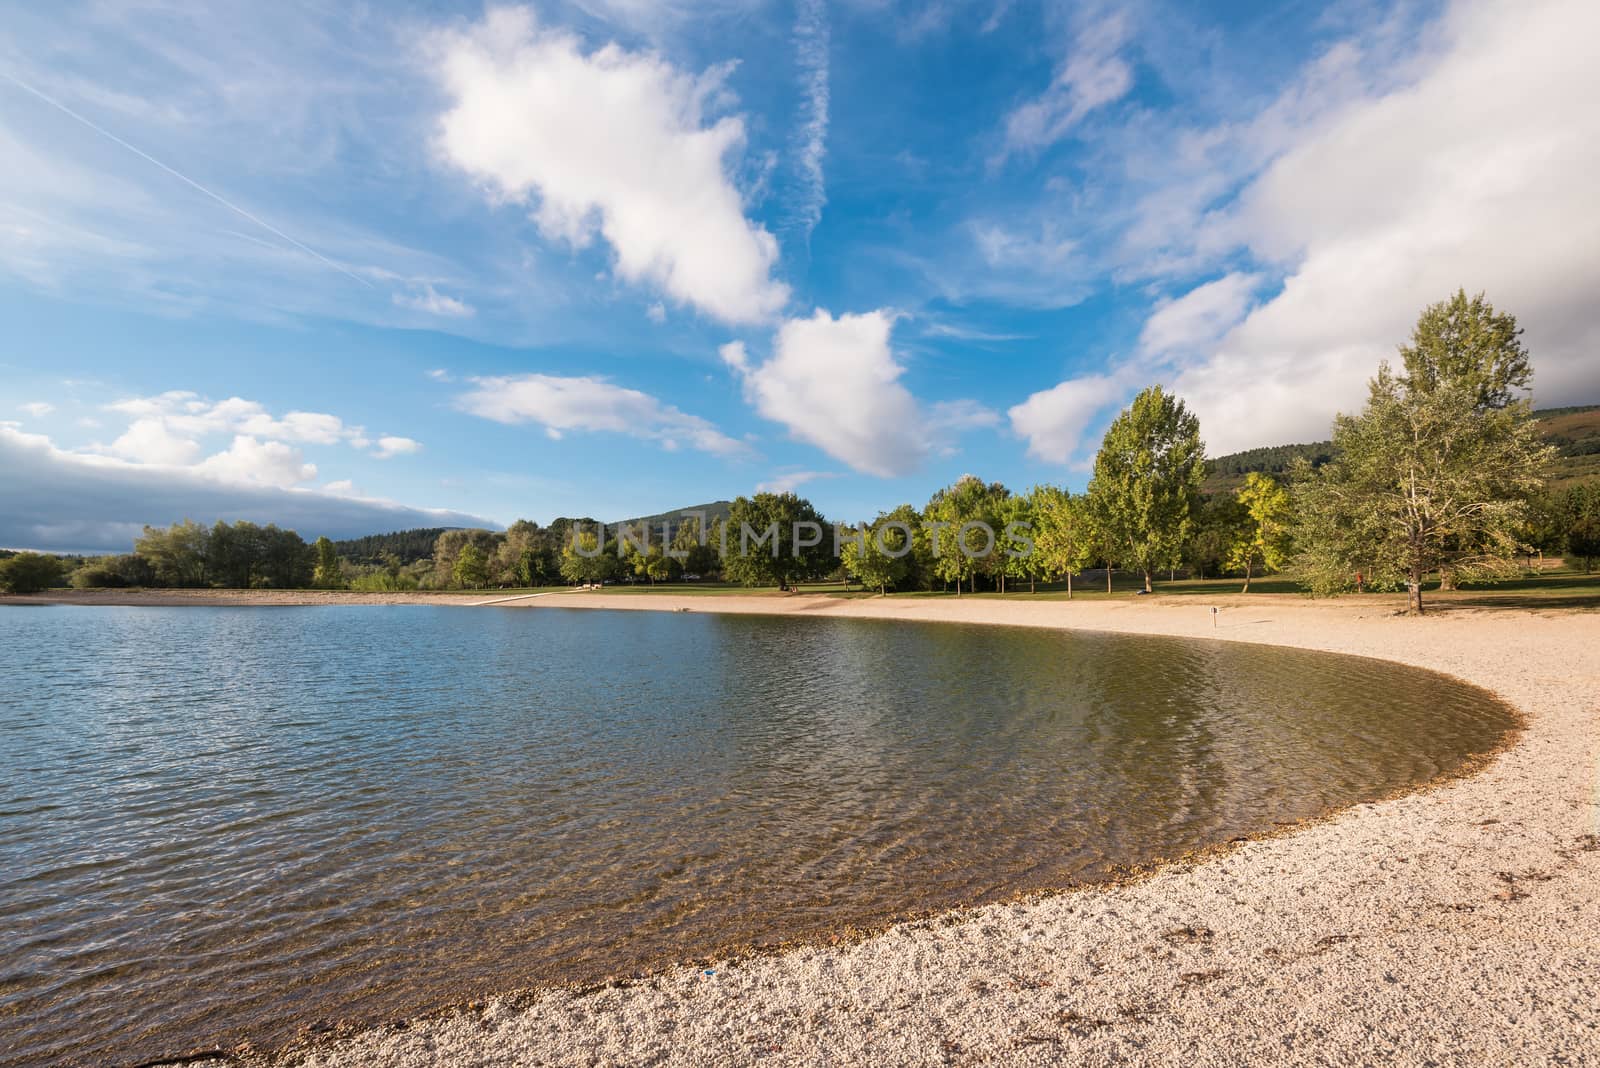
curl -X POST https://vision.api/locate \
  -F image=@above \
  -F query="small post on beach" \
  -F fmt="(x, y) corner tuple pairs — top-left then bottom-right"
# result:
(1211, 606), (1218, 629)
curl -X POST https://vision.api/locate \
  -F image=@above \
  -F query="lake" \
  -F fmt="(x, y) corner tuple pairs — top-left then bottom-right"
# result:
(0, 605), (1514, 1066)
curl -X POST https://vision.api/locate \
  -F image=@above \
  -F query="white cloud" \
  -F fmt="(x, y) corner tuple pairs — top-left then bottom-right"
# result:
(456, 373), (745, 457)
(1007, 373), (1125, 464)
(0, 425), (495, 553)
(393, 285), (475, 318)
(1167, 0), (1600, 452)
(995, 7), (1132, 163)
(790, 0), (830, 240)
(646, 301), (667, 324)
(19, 401), (54, 418)
(1138, 272), (1261, 357)
(756, 469), (837, 494)
(432, 7), (789, 325)
(426, 368), (454, 382)
(725, 308), (996, 477)
(110, 417), (204, 466)
(373, 435), (423, 459)
(1008, 0), (1600, 462)
(194, 435), (318, 488)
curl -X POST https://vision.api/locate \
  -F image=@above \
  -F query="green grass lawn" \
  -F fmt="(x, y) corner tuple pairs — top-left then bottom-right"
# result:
(553, 566), (1600, 609)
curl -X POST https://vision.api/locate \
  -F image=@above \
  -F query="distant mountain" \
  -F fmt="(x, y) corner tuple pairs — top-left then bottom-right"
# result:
(1203, 405), (1600, 495)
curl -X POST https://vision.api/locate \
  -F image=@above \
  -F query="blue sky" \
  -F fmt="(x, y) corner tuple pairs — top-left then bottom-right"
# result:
(3, 0), (1598, 550)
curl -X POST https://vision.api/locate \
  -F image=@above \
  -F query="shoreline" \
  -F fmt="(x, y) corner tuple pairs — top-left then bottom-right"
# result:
(12, 592), (1598, 1064)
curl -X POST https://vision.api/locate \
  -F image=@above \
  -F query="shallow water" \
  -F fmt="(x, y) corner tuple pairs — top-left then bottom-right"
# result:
(0, 605), (1514, 1066)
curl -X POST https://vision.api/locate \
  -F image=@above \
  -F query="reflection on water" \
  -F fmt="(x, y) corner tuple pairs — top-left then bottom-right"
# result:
(0, 606), (1513, 1066)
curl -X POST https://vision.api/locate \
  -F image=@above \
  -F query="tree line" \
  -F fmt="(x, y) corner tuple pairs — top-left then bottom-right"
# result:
(3, 292), (1593, 611)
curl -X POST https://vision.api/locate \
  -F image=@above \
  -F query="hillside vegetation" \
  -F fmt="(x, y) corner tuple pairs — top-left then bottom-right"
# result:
(1203, 405), (1599, 495)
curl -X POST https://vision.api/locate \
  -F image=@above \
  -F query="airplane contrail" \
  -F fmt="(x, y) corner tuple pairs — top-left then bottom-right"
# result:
(0, 69), (376, 289)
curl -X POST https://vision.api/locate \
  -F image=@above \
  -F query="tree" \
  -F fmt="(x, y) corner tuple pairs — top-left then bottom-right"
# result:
(1086, 386), (1206, 593)
(1399, 290), (1531, 411)
(1291, 366), (1554, 614)
(1032, 485), (1097, 597)
(841, 519), (909, 595)
(720, 493), (833, 590)
(1563, 483), (1600, 571)
(69, 553), (155, 589)
(0, 552), (65, 594)
(997, 492), (1039, 593)
(1399, 290), (1534, 589)
(1225, 473), (1293, 592)
(671, 514), (721, 577)
(135, 519), (211, 587)
(453, 542), (490, 588)
(313, 536), (345, 588)
(1184, 494), (1248, 580)
(560, 530), (615, 585)
(924, 476), (1006, 595)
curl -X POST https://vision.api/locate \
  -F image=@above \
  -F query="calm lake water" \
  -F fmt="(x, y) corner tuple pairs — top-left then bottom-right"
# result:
(0, 605), (1513, 1066)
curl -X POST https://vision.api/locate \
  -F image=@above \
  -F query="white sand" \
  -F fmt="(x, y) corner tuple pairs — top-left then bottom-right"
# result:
(114, 592), (1598, 1065)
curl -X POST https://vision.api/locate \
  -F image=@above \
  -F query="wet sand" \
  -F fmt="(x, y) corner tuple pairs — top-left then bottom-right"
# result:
(15, 589), (1598, 1065)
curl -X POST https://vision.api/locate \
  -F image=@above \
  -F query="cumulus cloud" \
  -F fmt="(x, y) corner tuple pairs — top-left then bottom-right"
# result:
(1138, 272), (1261, 357)
(0, 425), (495, 553)
(19, 401), (54, 418)
(1008, 0), (1600, 463)
(1163, 0), (1600, 452)
(432, 6), (789, 325)
(1007, 374), (1125, 465)
(455, 373), (745, 456)
(995, 7), (1132, 163)
(98, 390), (421, 462)
(373, 435), (424, 459)
(194, 435), (318, 488)
(725, 308), (997, 478)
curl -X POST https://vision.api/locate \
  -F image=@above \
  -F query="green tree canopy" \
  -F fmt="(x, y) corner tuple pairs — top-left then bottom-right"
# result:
(1292, 366), (1554, 614)
(453, 542), (490, 588)
(1032, 485), (1098, 597)
(1086, 385), (1206, 593)
(923, 475), (1007, 594)
(1399, 289), (1531, 411)
(0, 552), (66, 594)
(1225, 472), (1294, 592)
(840, 517), (911, 595)
(720, 493), (833, 590)
(313, 536), (345, 589)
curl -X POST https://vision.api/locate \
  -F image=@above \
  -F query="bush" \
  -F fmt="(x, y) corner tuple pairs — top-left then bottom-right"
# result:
(68, 553), (155, 589)
(348, 571), (420, 592)
(0, 552), (67, 594)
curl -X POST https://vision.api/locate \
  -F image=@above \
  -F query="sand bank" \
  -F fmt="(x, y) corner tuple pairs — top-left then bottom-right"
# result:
(20, 590), (1595, 1065)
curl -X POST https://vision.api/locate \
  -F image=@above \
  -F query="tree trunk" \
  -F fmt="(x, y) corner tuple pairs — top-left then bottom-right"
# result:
(1242, 561), (1251, 594)
(1143, 569), (1152, 593)
(880, 583), (886, 597)
(1067, 571), (1073, 599)
(1407, 564), (1424, 615)
(1030, 577), (1036, 594)
(1438, 567), (1456, 592)
(1106, 568), (1113, 594)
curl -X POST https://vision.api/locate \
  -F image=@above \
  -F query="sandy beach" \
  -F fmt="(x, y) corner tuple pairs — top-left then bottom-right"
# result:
(13, 589), (1598, 1065)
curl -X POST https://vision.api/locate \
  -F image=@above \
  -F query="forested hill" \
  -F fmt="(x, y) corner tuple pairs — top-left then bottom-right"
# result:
(608, 500), (733, 538)
(1203, 404), (1600, 495)
(332, 527), (458, 565)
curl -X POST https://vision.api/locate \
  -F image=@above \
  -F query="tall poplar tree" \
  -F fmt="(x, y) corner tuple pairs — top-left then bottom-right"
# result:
(1086, 386), (1206, 593)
